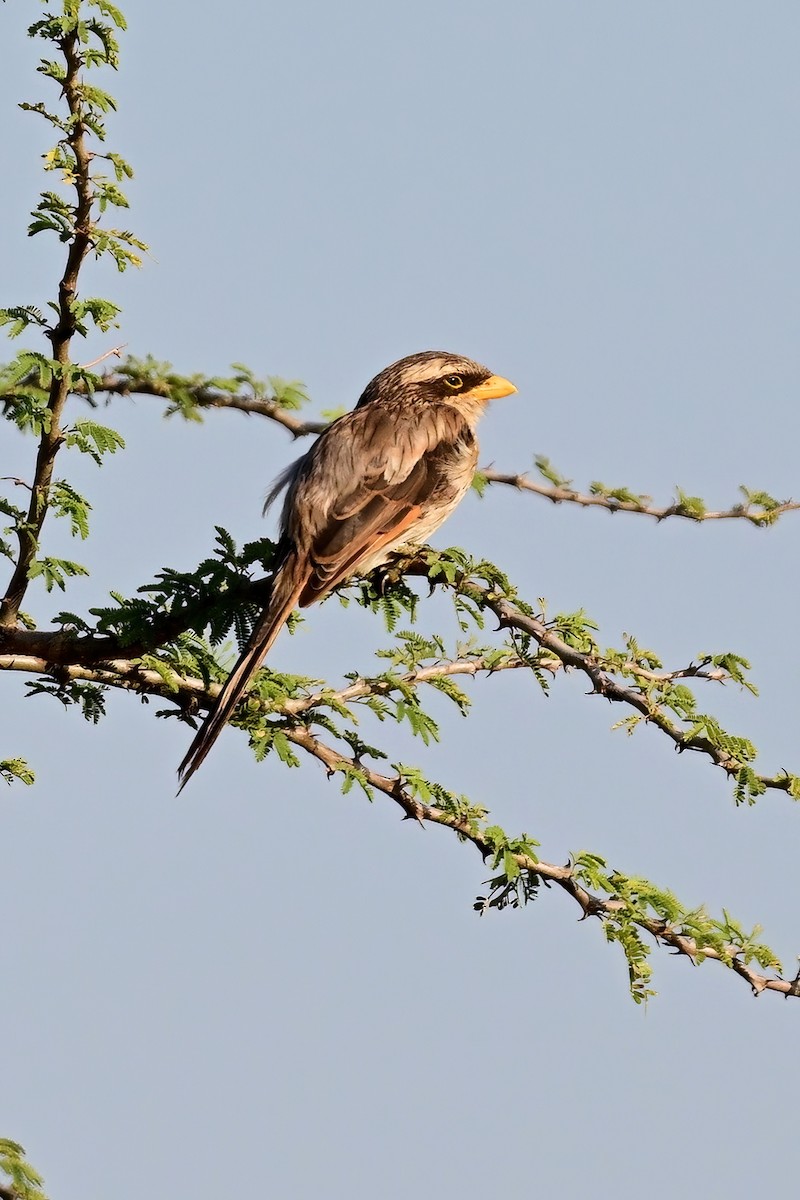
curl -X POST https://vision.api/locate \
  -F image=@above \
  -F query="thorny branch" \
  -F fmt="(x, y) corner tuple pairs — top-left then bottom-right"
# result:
(480, 471), (800, 524)
(91, 371), (327, 438)
(0, 552), (792, 795)
(0, 29), (95, 628)
(402, 559), (795, 797)
(2, 642), (792, 998)
(78, 369), (799, 523)
(0, 649), (526, 712)
(284, 726), (797, 1000)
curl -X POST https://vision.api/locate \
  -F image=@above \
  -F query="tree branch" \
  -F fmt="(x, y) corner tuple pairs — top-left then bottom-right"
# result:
(1, 29), (95, 627)
(0, 649), (525, 710)
(481, 470), (800, 525)
(401, 555), (798, 800)
(0, 546), (794, 800)
(4, 643), (792, 1000)
(92, 369), (327, 438)
(52, 359), (794, 527)
(284, 723), (796, 999)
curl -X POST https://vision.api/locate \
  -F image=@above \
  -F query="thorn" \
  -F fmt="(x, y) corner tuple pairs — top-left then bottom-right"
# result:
(784, 963), (800, 998)
(80, 342), (127, 370)
(401, 802), (426, 828)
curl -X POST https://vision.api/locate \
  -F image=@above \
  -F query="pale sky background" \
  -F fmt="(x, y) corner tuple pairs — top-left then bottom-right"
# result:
(2, 2), (800, 1197)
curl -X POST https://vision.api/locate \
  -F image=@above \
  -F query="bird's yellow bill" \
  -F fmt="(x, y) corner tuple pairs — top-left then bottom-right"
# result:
(471, 374), (517, 402)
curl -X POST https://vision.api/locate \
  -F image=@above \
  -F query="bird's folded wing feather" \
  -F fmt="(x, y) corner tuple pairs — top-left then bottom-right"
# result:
(289, 403), (475, 605)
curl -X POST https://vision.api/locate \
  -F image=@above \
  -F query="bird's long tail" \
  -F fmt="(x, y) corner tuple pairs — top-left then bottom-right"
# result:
(177, 556), (305, 791)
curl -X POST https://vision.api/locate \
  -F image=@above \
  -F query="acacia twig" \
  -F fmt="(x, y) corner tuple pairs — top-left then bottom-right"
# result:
(480, 470), (799, 524)
(284, 723), (794, 999)
(0, 30), (95, 628)
(93, 372), (327, 439)
(73, 367), (800, 525)
(401, 558), (796, 798)
(0, 555), (790, 796)
(2, 647), (791, 999)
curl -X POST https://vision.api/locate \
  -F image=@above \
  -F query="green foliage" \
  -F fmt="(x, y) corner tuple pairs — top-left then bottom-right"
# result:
(590, 480), (650, 507)
(733, 766), (767, 806)
(393, 763), (488, 831)
(699, 651), (758, 695)
(331, 762), (374, 802)
(0, 496), (27, 555)
(64, 419), (125, 464)
(91, 225), (147, 272)
(474, 826), (542, 915)
(26, 675), (106, 722)
(674, 487), (707, 520)
(27, 555), (89, 592)
(0, 759), (36, 786)
(265, 375), (311, 411)
(0, 0), (144, 642)
(738, 486), (788, 526)
(471, 469), (489, 497)
(88, 355), (313, 422)
(137, 653), (184, 693)
(0, 358), (50, 433)
(0, 1139), (48, 1200)
(49, 479), (91, 538)
(251, 726), (301, 768)
(571, 852), (781, 1002)
(2, 350), (57, 390)
(551, 608), (599, 653)
(534, 455), (572, 488)
(524, 460), (798, 528)
(70, 296), (122, 334)
(352, 574), (419, 631)
(0, 306), (48, 338)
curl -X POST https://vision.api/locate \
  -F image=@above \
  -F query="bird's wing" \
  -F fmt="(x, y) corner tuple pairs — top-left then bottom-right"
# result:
(178, 403), (475, 790)
(293, 403), (475, 605)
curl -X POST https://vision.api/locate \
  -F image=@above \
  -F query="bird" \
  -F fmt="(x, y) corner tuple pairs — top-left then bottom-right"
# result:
(177, 350), (516, 789)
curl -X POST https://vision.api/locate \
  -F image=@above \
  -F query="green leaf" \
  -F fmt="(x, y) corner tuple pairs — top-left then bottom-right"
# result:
(70, 296), (122, 333)
(471, 470), (488, 497)
(27, 556), (90, 592)
(138, 655), (182, 693)
(25, 677), (106, 723)
(0, 759), (36, 787)
(91, 1), (128, 32)
(268, 376), (311, 410)
(50, 479), (92, 539)
(0, 1138), (48, 1200)
(0, 305), (48, 337)
(52, 610), (93, 633)
(534, 455), (572, 488)
(674, 488), (707, 520)
(65, 418), (125, 464)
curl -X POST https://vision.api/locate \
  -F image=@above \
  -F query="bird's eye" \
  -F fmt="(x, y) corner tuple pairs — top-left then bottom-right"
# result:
(443, 374), (464, 390)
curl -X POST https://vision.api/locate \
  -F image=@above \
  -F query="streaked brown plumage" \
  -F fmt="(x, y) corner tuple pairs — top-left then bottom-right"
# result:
(177, 351), (516, 788)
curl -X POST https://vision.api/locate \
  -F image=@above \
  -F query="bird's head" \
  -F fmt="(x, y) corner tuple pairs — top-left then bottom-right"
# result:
(356, 351), (517, 421)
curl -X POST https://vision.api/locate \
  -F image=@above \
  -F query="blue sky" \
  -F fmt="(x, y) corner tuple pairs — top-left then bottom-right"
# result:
(2, 2), (799, 1197)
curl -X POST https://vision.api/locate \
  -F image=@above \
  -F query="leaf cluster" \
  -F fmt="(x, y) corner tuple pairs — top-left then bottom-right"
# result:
(516, 459), (797, 526)
(0, 1139), (47, 1200)
(85, 355), (313, 422)
(19, 2), (145, 273)
(573, 852), (781, 1003)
